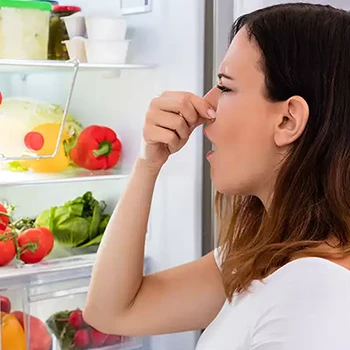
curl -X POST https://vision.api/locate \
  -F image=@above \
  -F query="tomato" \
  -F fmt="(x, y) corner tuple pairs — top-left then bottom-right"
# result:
(17, 229), (48, 264)
(0, 204), (9, 231)
(0, 92), (3, 105)
(37, 227), (54, 256)
(0, 229), (16, 267)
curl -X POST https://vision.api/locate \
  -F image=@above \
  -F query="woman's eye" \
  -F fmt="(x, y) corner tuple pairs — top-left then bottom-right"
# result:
(216, 84), (232, 93)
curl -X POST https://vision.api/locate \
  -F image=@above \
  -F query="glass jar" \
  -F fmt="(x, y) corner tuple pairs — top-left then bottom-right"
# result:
(0, 0), (52, 60)
(48, 5), (81, 60)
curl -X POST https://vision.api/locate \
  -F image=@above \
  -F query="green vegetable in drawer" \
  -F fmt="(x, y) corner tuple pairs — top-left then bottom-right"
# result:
(35, 191), (110, 248)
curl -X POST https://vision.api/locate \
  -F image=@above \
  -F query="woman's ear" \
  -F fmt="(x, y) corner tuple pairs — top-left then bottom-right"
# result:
(274, 96), (309, 147)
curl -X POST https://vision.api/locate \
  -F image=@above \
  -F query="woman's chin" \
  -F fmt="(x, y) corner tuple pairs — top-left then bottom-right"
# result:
(211, 173), (254, 196)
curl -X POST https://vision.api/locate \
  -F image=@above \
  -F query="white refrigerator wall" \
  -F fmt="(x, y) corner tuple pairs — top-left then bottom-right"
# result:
(1, 1), (206, 349)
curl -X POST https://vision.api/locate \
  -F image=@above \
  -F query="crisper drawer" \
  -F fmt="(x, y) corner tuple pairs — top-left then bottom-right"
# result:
(0, 277), (143, 350)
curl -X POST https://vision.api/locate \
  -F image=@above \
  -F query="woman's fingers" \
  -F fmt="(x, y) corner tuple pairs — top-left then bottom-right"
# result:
(143, 124), (181, 150)
(153, 92), (216, 126)
(152, 111), (191, 139)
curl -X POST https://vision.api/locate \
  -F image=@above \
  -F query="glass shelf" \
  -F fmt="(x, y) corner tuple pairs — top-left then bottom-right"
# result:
(0, 254), (96, 287)
(0, 254), (150, 287)
(0, 59), (157, 74)
(0, 167), (130, 186)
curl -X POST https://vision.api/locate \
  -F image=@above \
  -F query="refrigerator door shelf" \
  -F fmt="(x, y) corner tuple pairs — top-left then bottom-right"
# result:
(0, 167), (130, 187)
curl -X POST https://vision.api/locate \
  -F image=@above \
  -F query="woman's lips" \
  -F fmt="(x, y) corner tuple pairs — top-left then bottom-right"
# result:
(204, 129), (215, 159)
(206, 150), (214, 159)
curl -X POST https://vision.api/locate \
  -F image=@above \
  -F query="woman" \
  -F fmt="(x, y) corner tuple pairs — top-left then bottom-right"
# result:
(84, 3), (350, 349)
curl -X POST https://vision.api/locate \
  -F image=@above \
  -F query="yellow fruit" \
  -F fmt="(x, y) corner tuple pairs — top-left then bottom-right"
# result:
(1, 312), (26, 350)
(22, 123), (70, 173)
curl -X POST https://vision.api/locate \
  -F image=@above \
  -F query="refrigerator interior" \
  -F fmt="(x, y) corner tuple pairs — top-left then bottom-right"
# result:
(0, 1), (207, 350)
(233, 0), (350, 18)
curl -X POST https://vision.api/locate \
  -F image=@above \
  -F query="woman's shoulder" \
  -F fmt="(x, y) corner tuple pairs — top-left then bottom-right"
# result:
(265, 256), (350, 284)
(250, 258), (350, 349)
(254, 257), (350, 306)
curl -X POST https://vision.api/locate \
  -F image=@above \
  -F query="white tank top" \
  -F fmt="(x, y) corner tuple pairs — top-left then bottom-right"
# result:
(196, 250), (350, 350)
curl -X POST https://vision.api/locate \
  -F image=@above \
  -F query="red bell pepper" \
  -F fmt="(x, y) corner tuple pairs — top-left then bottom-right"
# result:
(70, 125), (122, 170)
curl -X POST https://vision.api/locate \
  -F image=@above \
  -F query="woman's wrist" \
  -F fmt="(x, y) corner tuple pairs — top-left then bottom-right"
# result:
(134, 157), (163, 178)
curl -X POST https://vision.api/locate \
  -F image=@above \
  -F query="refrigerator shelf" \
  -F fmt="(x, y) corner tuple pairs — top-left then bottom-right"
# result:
(0, 59), (157, 74)
(0, 167), (130, 187)
(0, 254), (96, 288)
(0, 253), (150, 289)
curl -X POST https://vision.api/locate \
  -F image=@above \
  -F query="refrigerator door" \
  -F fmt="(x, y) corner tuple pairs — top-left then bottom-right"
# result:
(0, 1), (206, 350)
(202, 0), (234, 256)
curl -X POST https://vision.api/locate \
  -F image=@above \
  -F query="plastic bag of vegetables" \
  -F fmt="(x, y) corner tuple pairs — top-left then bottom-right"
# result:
(0, 97), (82, 163)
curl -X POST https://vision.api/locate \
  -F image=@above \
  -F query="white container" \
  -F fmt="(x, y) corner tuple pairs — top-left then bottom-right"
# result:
(62, 12), (86, 39)
(63, 37), (87, 63)
(85, 16), (127, 41)
(0, 0), (51, 60)
(84, 40), (129, 64)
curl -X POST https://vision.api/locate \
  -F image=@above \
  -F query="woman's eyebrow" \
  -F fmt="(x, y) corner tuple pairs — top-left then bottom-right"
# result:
(217, 73), (234, 80)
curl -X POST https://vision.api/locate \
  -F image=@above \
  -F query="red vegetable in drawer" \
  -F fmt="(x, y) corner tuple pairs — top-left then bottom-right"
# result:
(89, 327), (108, 347)
(12, 311), (52, 350)
(70, 125), (122, 170)
(68, 309), (85, 329)
(0, 228), (16, 267)
(73, 329), (90, 348)
(0, 296), (11, 313)
(0, 203), (10, 231)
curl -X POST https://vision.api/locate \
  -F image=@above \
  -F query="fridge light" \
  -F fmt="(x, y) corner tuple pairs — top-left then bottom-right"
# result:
(120, 0), (152, 15)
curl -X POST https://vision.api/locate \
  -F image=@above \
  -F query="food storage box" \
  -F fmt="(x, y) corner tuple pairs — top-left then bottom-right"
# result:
(0, 255), (144, 350)
(84, 40), (130, 64)
(63, 37), (87, 63)
(85, 16), (127, 41)
(0, 0), (52, 60)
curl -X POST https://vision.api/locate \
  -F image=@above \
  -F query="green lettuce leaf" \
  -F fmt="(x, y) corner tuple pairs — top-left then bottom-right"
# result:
(35, 191), (110, 248)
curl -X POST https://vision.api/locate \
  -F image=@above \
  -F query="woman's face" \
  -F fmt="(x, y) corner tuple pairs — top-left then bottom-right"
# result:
(204, 28), (286, 201)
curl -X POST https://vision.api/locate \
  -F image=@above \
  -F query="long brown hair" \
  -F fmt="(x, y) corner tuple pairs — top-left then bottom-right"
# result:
(217, 3), (350, 301)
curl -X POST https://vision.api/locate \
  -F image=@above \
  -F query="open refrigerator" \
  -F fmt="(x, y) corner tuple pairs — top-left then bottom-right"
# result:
(2, 0), (348, 349)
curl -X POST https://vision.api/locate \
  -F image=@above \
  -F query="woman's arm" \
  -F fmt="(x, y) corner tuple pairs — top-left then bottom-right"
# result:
(84, 92), (224, 336)
(84, 159), (225, 335)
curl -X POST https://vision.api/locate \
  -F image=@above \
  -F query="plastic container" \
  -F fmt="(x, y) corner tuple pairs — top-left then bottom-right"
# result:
(0, 0), (52, 60)
(62, 12), (86, 39)
(85, 16), (127, 41)
(63, 37), (87, 62)
(84, 40), (129, 64)
(48, 5), (81, 60)
(39, 0), (58, 5)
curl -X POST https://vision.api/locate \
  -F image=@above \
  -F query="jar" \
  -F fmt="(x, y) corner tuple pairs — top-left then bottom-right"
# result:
(48, 5), (81, 60)
(0, 0), (52, 60)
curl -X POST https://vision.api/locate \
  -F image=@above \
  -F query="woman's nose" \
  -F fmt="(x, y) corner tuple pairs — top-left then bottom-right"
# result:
(203, 86), (220, 110)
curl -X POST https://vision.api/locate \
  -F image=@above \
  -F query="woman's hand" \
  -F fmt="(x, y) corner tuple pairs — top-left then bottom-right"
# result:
(141, 91), (216, 170)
